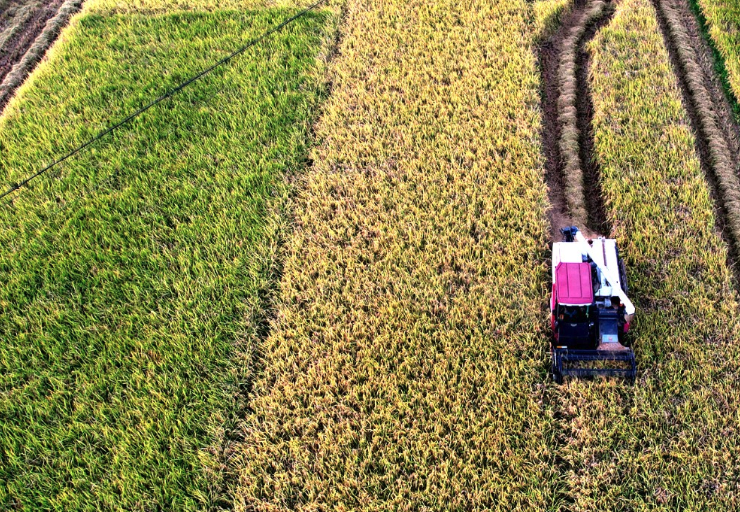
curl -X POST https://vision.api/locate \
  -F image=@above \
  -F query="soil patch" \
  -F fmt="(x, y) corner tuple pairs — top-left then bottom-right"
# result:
(0, 0), (65, 111)
(539, 0), (616, 240)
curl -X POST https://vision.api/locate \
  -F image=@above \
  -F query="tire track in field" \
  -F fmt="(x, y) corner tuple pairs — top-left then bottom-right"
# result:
(540, 0), (615, 239)
(652, 0), (740, 277)
(538, 3), (618, 504)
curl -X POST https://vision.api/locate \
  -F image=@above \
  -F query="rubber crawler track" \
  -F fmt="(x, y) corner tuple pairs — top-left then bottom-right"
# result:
(651, 0), (740, 268)
(540, 0), (616, 239)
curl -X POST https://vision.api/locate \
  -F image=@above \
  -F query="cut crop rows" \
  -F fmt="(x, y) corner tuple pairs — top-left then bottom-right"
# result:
(691, 0), (740, 113)
(651, 0), (740, 265)
(0, 0), (78, 112)
(540, 0), (614, 237)
(548, 0), (740, 507)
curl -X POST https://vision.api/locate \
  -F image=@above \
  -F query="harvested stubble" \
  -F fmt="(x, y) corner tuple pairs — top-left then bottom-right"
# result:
(0, 0), (83, 108)
(0, 4), (335, 509)
(548, 0), (740, 508)
(653, 0), (740, 261)
(0, 1), (39, 49)
(557, 0), (609, 229)
(232, 0), (562, 508)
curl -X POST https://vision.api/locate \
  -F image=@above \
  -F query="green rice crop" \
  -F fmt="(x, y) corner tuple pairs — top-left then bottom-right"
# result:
(0, 5), (334, 509)
(547, 0), (740, 507)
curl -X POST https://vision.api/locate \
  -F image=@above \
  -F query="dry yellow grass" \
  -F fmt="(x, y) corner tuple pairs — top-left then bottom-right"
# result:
(230, 0), (564, 508)
(547, 0), (740, 507)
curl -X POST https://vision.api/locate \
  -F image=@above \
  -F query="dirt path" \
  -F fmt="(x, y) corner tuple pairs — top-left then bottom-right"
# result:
(0, 0), (66, 112)
(651, 0), (740, 276)
(539, 0), (616, 240)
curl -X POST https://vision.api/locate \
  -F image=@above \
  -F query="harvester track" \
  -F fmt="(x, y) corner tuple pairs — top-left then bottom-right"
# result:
(539, 0), (616, 240)
(0, 0), (81, 114)
(651, 0), (740, 275)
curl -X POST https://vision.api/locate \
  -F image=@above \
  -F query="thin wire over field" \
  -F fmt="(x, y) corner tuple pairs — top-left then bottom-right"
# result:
(0, 0), (328, 202)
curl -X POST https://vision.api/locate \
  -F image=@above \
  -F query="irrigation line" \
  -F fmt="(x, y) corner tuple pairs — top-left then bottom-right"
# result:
(0, 0), (329, 202)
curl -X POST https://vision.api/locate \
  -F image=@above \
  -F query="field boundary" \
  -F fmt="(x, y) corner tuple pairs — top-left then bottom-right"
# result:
(652, 0), (740, 280)
(0, 0), (83, 113)
(686, 0), (740, 121)
(539, 0), (615, 239)
(208, 4), (347, 507)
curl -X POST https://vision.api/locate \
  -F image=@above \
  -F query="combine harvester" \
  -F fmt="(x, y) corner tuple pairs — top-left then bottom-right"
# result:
(550, 226), (636, 383)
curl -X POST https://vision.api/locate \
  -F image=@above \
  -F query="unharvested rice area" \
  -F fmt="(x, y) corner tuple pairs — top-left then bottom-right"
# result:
(548, 0), (740, 507)
(231, 0), (564, 509)
(0, 7), (334, 509)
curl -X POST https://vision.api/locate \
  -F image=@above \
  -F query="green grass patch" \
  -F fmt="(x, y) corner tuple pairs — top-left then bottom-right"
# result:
(0, 7), (332, 510)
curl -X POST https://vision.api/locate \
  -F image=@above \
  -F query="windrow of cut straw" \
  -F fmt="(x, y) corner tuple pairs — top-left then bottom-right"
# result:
(557, 0), (609, 228)
(0, 0), (83, 109)
(0, 2), (40, 50)
(654, 0), (740, 253)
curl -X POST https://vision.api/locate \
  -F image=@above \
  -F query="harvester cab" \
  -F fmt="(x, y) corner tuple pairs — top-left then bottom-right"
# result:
(550, 226), (636, 383)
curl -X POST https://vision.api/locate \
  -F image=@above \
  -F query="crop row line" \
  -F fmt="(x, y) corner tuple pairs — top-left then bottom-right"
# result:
(652, 0), (740, 258)
(557, 0), (610, 230)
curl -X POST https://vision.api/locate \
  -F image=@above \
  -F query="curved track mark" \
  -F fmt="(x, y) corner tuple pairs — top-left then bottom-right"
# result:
(540, 0), (616, 240)
(652, 0), (740, 277)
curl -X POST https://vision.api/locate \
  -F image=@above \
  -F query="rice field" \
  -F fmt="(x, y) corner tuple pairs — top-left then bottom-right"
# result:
(0, 1), (337, 508)
(552, 0), (740, 506)
(231, 0), (561, 507)
(2, 0), (740, 508)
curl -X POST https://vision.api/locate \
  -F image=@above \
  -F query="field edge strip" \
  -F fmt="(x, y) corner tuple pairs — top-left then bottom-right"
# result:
(0, 0), (83, 113)
(652, 0), (740, 277)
